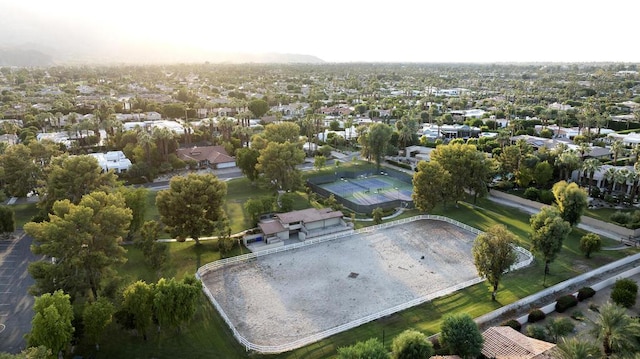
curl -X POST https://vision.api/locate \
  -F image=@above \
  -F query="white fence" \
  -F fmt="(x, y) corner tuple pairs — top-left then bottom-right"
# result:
(196, 215), (533, 354)
(475, 251), (640, 326)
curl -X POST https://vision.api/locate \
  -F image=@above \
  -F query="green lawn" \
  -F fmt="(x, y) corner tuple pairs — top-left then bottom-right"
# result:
(15, 172), (640, 359)
(584, 206), (635, 224)
(11, 202), (40, 228)
(268, 198), (635, 359)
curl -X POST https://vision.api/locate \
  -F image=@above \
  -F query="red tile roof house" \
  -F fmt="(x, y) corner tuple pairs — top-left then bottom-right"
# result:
(175, 145), (236, 169)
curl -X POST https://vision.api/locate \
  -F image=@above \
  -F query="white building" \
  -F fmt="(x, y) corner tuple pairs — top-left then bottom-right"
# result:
(88, 151), (132, 173)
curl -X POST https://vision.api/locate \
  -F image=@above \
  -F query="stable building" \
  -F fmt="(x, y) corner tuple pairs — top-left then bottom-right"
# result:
(246, 208), (349, 251)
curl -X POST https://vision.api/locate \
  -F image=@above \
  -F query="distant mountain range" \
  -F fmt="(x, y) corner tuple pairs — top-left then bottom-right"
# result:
(0, 44), (324, 67)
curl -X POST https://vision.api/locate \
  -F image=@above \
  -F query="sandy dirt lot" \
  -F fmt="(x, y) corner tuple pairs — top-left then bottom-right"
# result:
(202, 219), (527, 346)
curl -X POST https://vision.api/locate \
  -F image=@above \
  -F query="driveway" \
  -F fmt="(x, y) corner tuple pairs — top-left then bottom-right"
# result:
(0, 232), (42, 354)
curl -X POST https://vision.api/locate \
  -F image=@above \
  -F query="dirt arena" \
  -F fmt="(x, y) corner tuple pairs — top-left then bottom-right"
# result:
(201, 220), (524, 346)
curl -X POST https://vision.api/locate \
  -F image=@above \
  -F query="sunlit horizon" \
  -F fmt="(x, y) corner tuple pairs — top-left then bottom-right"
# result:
(2, 0), (640, 64)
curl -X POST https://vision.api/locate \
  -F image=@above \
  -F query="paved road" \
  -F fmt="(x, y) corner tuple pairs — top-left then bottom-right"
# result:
(0, 232), (43, 354)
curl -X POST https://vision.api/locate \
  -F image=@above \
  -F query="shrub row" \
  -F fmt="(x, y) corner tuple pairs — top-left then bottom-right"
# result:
(527, 308), (546, 323)
(555, 295), (578, 313)
(577, 287), (596, 301)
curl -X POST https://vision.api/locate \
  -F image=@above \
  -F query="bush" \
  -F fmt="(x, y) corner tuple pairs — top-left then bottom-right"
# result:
(501, 319), (522, 332)
(611, 211), (631, 225)
(577, 287), (596, 301)
(555, 295), (578, 313)
(539, 190), (555, 205)
(494, 180), (514, 191)
(570, 310), (585, 321)
(526, 324), (548, 341)
(611, 278), (638, 308)
(528, 308), (546, 323)
(523, 187), (539, 201)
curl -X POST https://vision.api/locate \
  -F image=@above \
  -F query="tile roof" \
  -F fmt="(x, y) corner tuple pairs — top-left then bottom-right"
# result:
(481, 326), (556, 359)
(275, 207), (343, 224)
(176, 145), (235, 164)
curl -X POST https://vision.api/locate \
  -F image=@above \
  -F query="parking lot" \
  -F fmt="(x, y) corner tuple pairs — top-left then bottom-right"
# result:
(0, 231), (42, 354)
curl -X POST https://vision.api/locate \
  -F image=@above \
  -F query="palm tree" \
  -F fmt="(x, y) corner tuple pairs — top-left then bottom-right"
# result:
(581, 158), (602, 194)
(218, 117), (234, 142)
(631, 144), (640, 164)
(557, 150), (580, 181)
(603, 167), (618, 195)
(590, 301), (640, 356)
(136, 128), (154, 164)
(152, 127), (175, 162)
(614, 168), (631, 194)
(554, 337), (600, 359)
(630, 162), (640, 203)
(611, 140), (625, 165)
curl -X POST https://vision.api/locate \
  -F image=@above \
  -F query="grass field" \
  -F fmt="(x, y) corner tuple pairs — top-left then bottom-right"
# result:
(10, 166), (639, 358)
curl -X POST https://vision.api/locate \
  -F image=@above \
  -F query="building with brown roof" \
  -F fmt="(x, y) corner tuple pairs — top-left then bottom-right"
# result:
(250, 208), (348, 247)
(175, 145), (236, 169)
(481, 326), (556, 359)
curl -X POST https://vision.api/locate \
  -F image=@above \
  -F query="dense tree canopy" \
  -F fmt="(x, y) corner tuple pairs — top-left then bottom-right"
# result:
(439, 312), (484, 359)
(39, 155), (119, 214)
(26, 191), (132, 298)
(430, 143), (493, 204)
(156, 173), (227, 244)
(0, 144), (40, 197)
(412, 160), (453, 212)
(28, 290), (74, 356)
(256, 141), (305, 191)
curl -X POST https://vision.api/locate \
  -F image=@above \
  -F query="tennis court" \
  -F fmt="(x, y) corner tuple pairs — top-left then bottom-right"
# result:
(319, 174), (413, 206)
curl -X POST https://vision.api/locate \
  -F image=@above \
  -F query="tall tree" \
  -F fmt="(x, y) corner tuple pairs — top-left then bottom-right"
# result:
(581, 158), (602, 195)
(156, 173), (227, 245)
(262, 122), (301, 144)
(552, 181), (588, 226)
(28, 290), (74, 357)
(82, 297), (115, 350)
(529, 206), (572, 278)
(0, 143), (40, 197)
(610, 139), (625, 165)
(366, 123), (393, 170)
(121, 280), (155, 339)
(39, 155), (119, 214)
(256, 141), (305, 191)
(472, 224), (517, 301)
(117, 186), (148, 239)
(153, 276), (202, 332)
(590, 301), (640, 356)
(412, 161), (453, 212)
(439, 312), (484, 359)
(235, 147), (260, 182)
(430, 143), (493, 204)
(247, 99), (269, 118)
(26, 191), (132, 298)
(0, 206), (15, 238)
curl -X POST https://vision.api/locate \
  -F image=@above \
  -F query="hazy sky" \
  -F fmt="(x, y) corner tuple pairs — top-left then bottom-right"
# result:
(2, 0), (639, 63)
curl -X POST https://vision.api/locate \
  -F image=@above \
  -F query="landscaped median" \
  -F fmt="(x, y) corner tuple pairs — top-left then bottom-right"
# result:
(195, 215), (533, 354)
